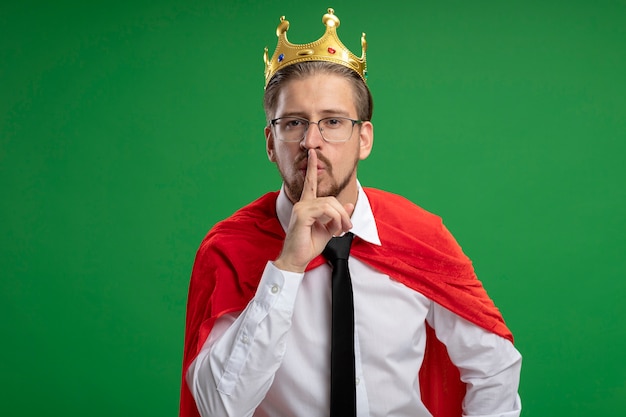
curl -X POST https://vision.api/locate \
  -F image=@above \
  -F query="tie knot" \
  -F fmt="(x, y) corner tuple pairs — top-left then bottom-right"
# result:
(323, 232), (354, 264)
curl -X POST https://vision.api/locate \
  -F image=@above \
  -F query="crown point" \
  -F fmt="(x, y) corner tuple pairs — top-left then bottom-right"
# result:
(277, 17), (289, 36)
(322, 9), (340, 28)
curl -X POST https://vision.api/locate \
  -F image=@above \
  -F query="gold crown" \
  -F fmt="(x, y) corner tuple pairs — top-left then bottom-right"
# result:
(263, 8), (367, 87)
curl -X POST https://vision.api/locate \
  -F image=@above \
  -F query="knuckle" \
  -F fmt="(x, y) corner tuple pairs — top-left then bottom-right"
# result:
(292, 202), (305, 214)
(322, 201), (334, 213)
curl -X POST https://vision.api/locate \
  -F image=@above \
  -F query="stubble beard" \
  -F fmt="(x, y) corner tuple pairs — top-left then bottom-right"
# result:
(279, 150), (359, 203)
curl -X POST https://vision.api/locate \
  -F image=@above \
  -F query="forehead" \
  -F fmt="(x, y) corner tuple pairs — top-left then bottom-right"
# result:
(273, 73), (358, 118)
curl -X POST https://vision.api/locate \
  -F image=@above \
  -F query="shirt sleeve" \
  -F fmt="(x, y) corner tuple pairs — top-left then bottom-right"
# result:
(186, 261), (304, 417)
(427, 303), (523, 417)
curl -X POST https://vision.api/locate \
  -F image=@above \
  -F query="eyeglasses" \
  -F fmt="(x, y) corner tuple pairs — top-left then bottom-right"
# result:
(269, 116), (363, 143)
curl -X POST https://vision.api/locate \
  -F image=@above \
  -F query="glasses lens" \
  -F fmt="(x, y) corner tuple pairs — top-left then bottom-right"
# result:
(274, 117), (307, 142)
(319, 117), (353, 142)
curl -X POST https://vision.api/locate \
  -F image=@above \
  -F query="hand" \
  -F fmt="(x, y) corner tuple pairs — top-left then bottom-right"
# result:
(274, 149), (354, 272)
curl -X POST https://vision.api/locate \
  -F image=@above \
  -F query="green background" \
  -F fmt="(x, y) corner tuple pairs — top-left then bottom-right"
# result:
(2, 0), (625, 415)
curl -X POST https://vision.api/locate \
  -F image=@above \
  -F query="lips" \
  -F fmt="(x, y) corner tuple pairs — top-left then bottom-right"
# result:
(296, 156), (327, 174)
(296, 152), (330, 173)
(298, 162), (325, 171)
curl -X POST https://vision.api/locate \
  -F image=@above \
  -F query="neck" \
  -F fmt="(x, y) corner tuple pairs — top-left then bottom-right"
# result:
(335, 178), (359, 207)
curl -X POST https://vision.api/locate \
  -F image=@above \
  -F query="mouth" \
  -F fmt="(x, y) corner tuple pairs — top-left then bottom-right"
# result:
(298, 165), (325, 176)
(297, 157), (326, 175)
(297, 152), (330, 173)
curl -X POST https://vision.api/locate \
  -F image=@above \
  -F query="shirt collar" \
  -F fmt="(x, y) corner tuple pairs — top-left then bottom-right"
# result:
(276, 180), (382, 246)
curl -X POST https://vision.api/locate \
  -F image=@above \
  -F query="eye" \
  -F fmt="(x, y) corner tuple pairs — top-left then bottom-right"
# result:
(282, 118), (306, 129)
(322, 118), (345, 129)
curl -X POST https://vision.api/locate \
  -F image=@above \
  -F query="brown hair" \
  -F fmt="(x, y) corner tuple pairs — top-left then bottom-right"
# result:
(263, 61), (373, 122)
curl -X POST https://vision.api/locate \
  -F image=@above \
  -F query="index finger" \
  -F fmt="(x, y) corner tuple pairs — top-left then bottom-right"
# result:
(300, 149), (317, 201)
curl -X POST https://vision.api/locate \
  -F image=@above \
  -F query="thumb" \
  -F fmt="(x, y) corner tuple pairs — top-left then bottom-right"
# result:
(344, 202), (355, 219)
(340, 203), (355, 233)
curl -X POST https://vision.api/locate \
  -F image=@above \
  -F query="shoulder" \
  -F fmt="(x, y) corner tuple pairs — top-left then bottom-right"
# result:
(187, 194), (282, 319)
(363, 187), (443, 227)
(361, 187), (469, 266)
(196, 191), (283, 257)
(362, 187), (465, 253)
(210, 191), (280, 235)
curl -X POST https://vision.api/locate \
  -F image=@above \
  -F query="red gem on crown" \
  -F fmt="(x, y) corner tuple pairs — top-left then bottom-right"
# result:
(328, 47), (336, 54)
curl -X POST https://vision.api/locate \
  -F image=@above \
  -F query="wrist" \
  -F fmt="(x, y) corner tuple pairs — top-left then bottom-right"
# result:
(273, 257), (306, 273)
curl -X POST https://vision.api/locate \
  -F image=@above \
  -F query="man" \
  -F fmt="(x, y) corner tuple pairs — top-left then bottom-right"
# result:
(180, 8), (522, 417)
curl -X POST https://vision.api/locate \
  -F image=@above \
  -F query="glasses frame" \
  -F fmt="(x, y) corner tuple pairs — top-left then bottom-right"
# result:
(269, 116), (363, 143)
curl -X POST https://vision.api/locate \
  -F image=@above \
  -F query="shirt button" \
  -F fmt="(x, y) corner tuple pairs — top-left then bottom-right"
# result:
(355, 377), (360, 385)
(241, 335), (250, 344)
(271, 284), (280, 294)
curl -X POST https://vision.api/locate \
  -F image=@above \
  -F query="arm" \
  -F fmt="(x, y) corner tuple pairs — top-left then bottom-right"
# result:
(187, 150), (354, 416)
(186, 262), (304, 417)
(427, 303), (522, 417)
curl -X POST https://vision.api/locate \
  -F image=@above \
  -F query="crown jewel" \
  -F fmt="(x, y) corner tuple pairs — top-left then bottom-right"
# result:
(263, 8), (367, 87)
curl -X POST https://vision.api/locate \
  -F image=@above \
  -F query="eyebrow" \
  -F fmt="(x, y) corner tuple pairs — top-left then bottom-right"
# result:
(278, 109), (351, 119)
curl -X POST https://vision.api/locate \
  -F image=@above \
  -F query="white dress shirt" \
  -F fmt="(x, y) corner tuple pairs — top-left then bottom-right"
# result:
(187, 184), (522, 417)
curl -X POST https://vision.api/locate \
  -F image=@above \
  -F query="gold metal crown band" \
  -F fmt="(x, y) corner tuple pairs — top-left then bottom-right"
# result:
(263, 8), (367, 87)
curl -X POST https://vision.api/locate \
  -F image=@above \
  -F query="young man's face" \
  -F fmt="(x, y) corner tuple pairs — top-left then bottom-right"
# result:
(265, 73), (373, 205)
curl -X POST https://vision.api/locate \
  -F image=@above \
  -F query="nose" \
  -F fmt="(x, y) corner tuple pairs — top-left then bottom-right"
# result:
(300, 121), (324, 150)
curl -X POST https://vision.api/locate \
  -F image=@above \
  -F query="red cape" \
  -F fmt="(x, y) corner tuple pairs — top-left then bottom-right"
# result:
(180, 188), (512, 417)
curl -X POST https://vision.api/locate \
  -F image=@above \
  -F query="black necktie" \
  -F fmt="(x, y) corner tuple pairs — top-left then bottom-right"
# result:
(323, 232), (356, 417)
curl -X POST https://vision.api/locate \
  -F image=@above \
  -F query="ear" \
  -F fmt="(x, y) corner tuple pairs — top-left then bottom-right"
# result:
(265, 125), (276, 162)
(358, 121), (374, 160)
